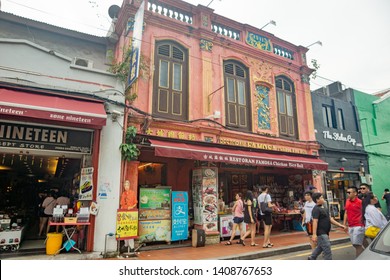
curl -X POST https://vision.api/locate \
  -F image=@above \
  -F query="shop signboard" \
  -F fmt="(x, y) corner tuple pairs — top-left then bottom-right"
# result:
(116, 210), (138, 239)
(79, 167), (94, 200)
(139, 187), (171, 209)
(0, 121), (93, 154)
(171, 191), (188, 241)
(138, 220), (171, 243)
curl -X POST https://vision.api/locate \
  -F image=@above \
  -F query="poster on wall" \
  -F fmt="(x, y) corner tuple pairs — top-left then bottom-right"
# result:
(191, 169), (203, 225)
(116, 210), (138, 240)
(79, 167), (94, 200)
(192, 167), (218, 232)
(171, 191), (188, 241)
(138, 220), (171, 243)
(139, 188), (171, 209)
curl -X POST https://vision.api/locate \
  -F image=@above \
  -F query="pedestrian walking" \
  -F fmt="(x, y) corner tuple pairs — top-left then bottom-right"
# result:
(308, 193), (346, 260)
(240, 191), (258, 246)
(301, 191), (316, 250)
(381, 188), (390, 220)
(225, 193), (244, 245)
(258, 186), (274, 248)
(365, 192), (388, 239)
(343, 186), (365, 257)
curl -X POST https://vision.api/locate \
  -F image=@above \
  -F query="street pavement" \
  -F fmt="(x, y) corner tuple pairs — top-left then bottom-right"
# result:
(259, 243), (356, 260)
(1, 229), (351, 260)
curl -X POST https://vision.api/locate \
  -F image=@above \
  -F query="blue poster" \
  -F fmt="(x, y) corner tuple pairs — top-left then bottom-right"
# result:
(171, 191), (188, 241)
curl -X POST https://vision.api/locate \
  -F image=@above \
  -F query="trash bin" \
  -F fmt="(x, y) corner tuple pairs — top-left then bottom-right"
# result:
(192, 229), (205, 247)
(46, 233), (63, 255)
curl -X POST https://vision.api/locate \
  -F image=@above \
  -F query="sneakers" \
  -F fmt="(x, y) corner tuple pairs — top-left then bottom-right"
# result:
(307, 256), (314, 260)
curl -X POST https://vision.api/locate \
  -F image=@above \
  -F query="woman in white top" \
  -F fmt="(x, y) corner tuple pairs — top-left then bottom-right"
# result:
(365, 193), (387, 230)
(258, 186), (274, 248)
(225, 193), (244, 245)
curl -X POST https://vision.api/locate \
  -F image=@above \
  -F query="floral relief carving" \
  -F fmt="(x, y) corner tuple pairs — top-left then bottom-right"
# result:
(245, 57), (273, 84)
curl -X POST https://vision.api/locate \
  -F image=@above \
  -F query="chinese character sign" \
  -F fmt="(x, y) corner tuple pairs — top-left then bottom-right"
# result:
(79, 167), (94, 200)
(116, 210), (138, 239)
(171, 191), (188, 241)
(127, 1), (145, 88)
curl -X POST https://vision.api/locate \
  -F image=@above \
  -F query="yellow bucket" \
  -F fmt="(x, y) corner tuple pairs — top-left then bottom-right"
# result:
(46, 233), (63, 255)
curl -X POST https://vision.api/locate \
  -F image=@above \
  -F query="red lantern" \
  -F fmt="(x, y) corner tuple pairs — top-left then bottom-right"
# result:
(339, 167), (345, 171)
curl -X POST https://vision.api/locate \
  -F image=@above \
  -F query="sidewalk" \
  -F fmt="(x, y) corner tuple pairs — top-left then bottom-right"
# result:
(1, 229), (350, 260)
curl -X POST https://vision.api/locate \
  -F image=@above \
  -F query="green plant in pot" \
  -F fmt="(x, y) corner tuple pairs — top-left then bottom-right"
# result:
(119, 126), (140, 161)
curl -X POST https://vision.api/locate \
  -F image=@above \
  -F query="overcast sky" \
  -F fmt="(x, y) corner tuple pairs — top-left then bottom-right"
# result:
(2, 0), (389, 94)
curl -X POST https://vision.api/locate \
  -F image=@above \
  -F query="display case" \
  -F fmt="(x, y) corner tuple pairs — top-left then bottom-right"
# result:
(0, 227), (24, 251)
(219, 215), (246, 239)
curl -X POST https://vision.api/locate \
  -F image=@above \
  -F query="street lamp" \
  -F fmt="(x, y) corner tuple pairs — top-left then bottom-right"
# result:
(306, 41), (322, 48)
(260, 20), (276, 30)
(207, 0), (221, 7)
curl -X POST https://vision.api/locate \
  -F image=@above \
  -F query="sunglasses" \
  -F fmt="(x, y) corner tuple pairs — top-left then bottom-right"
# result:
(360, 187), (367, 190)
(346, 191), (352, 194)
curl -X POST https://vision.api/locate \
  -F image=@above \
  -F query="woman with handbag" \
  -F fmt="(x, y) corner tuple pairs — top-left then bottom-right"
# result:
(258, 186), (275, 248)
(364, 192), (387, 240)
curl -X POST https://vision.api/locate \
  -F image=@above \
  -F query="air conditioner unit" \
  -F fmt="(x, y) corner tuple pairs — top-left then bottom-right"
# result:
(365, 174), (373, 185)
(73, 57), (94, 68)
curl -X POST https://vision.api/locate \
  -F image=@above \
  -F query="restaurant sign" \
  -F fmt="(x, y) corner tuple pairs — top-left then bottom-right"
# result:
(246, 32), (272, 52)
(0, 121), (93, 153)
(322, 130), (362, 147)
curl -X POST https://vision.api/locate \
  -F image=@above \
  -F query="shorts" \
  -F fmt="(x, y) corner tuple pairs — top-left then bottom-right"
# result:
(233, 217), (244, 224)
(262, 214), (272, 225)
(348, 226), (365, 245)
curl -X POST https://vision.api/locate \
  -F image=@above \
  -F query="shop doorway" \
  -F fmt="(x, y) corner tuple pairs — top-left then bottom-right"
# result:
(0, 151), (82, 254)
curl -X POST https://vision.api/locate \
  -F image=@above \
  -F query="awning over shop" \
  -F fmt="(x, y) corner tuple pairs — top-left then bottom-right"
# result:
(150, 139), (328, 171)
(0, 88), (107, 127)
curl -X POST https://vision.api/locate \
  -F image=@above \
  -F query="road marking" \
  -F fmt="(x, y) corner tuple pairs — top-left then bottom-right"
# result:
(275, 244), (352, 260)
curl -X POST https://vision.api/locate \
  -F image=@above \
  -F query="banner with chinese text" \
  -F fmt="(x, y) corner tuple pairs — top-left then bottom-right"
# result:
(116, 209), (138, 239)
(171, 191), (188, 241)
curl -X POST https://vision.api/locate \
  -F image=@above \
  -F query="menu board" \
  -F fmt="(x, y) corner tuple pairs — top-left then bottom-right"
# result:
(138, 187), (172, 243)
(138, 220), (171, 243)
(192, 168), (218, 232)
(171, 191), (188, 241)
(139, 188), (171, 209)
(139, 209), (171, 220)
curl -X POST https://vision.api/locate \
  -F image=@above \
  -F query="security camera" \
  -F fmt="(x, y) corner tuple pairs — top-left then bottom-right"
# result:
(111, 110), (123, 116)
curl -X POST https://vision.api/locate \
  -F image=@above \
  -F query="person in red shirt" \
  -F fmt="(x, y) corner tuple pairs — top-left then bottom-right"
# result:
(119, 180), (137, 253)
(343, 186), (365, 257)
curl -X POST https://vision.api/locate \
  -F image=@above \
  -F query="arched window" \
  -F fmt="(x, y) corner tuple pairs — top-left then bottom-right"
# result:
(152, 41), (188, 120)
(223, 60), (251, 131)
(276, 76), (298, 138)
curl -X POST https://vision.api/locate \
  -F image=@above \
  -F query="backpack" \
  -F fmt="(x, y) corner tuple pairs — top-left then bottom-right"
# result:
(260, 195), (273, 214)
